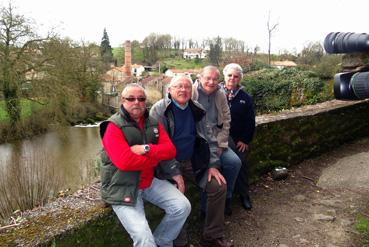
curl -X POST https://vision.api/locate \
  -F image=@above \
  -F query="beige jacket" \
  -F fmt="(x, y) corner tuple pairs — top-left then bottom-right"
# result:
(192, 80), (231, 149)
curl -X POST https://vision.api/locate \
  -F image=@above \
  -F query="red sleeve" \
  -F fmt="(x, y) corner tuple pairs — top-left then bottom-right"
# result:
(145, 122), (176, 160)
(102, 122), (156, 171)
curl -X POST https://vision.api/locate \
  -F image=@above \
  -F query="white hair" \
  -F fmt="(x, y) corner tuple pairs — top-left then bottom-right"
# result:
(168, 75), (193, 88)
(223, 63), (243, 79)
(121, 83), (147, 98)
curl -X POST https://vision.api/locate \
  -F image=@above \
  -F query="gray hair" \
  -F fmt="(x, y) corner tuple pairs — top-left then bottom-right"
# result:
(223, 63), (243, 79)
(168, 75), (193, 88)
(121, 83), (147, 98)
(200, 65), (220, 78)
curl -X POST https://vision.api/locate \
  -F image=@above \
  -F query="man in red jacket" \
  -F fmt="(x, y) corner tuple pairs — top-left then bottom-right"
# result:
(100, 83), (191, 247)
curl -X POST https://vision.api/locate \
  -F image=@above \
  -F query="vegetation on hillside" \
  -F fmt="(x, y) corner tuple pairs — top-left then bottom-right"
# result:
(243, 67), (334, 114)
(0, 3), (107, 141)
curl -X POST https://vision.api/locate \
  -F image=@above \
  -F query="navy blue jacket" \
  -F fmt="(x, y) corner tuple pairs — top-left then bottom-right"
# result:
(226, 86), (255, 145)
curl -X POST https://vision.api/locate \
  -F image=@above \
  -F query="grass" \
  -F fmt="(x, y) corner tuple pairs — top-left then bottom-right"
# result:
(0, 150), (62, 222)
(356, 214), (369, 246)
(0, 99), (44, 122)
(160, 57), (205, 69)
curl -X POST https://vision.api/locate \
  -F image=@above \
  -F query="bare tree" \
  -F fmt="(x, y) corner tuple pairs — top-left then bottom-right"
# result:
(0, 2), (52, 130)
(267, 11), (279, 66)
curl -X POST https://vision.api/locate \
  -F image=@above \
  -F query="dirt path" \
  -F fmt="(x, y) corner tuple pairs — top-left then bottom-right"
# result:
(221, 137), (369, 247)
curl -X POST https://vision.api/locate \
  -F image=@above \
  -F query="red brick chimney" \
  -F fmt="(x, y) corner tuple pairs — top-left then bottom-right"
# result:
(123, 40), (132, 76)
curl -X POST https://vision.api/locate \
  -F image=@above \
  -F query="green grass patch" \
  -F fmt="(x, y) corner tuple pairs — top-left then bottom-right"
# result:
(356, 214), (369, 246)
(0, 99), (44, 122)
(160, 57), (205, 69)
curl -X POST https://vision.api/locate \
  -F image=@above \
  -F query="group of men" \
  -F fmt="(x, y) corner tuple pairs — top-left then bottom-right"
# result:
(99, 65), (255, 247)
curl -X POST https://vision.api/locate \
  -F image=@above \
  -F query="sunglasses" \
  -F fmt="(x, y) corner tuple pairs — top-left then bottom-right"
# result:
(123, 97), (146, 102)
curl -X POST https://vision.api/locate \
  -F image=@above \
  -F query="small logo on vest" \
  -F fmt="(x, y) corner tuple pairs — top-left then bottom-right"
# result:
(240, 100), (246, 104)
(153, 127), (159, 137)
(123, 196), (132, 203)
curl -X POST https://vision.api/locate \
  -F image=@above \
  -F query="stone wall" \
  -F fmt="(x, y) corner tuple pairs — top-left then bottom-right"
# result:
(1, 100), (369, 246)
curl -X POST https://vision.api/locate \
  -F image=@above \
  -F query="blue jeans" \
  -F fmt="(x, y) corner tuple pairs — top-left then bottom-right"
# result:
(112, 178), (191, 247)
(220, 147), (242, 198)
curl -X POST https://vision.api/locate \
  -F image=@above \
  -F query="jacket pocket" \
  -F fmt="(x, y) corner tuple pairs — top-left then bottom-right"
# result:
(109, 170), (140, 205)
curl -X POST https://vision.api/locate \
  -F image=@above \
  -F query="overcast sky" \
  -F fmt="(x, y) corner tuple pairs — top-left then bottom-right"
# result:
(6, 0), (369, 54)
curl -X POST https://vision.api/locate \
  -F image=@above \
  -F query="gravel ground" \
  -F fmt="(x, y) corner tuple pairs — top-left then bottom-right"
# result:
(219, 137), (369, 247)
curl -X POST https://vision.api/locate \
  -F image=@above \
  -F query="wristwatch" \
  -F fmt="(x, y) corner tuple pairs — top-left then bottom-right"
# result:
(143, 144), (150, 153)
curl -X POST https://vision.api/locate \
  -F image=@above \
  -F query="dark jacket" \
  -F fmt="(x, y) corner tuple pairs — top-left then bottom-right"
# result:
(99, 106), (159, 206)
(225, 85), (255, 144)
(150, 97), (221, 188)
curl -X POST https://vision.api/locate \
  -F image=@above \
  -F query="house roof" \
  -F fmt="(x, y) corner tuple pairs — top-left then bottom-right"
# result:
(132, 64), (144, 68)
(184, 48), (203, 53)
(271, 60), (297, 67)
(167, 68), (201, 74)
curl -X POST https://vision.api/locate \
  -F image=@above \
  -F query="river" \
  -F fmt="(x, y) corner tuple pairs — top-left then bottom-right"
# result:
(0, 124), (102, 217)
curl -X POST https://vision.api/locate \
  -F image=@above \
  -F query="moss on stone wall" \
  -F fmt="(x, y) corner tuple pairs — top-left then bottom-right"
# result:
(248, 101), (369, 182)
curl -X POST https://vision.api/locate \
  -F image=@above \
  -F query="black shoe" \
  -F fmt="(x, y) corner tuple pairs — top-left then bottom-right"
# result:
(240, 195), (252, 210)
(224, 198), (232, 216)
(200, 236), (234, 247)
(200, 209), (206, 219)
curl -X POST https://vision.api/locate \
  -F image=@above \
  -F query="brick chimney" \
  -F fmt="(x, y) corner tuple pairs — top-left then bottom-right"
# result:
(123, 40), (132, 76)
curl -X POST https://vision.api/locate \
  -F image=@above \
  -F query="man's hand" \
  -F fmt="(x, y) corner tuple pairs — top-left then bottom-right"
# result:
(172, 175), (185, 193)
(207, 167), (227, 186)
(217, 147), (224, 157)
(130, 145), (146, 155)
(236, 141), (248, 152)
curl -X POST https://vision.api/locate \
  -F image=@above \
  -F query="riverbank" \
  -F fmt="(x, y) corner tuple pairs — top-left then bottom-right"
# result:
(0, 102), (109, 144)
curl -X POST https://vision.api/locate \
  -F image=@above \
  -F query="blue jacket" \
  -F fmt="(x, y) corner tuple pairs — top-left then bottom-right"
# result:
(223, 85), (256, 145)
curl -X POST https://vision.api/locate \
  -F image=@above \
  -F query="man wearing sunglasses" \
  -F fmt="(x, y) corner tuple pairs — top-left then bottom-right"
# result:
(99, 83), (191, 247)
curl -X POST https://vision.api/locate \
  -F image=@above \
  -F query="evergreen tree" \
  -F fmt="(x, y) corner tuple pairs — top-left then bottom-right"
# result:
(100, 28), (114, 65)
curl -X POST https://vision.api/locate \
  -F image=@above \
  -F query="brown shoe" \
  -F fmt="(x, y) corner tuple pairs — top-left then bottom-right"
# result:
(200, 236), (234, 247)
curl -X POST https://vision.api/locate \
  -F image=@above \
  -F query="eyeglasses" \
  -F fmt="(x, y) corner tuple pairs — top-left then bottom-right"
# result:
(227, 74), (240, 79)
(123, 97), (146, 102)
(171, 84), (192, 90)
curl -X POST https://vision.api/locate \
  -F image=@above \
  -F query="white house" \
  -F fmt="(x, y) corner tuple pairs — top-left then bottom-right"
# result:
(183, 48), (207, 59)
(164, 68), (201, 78)
(131, 64), (145, 77)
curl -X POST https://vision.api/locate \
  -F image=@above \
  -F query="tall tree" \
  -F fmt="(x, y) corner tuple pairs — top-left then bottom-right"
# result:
(267, 11), (279, 66)
(0, 3), (51, 130)
(100, 28), (114, 65)
(208, 36), (223, 66)
(298, 41), (324, 65)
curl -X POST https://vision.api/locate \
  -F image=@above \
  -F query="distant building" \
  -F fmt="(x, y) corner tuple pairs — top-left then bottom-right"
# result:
(183, 48), (207, 59)
(132, 64), (145, 77)
(164, 68), (201, 78)
(271, 60), (297, 69)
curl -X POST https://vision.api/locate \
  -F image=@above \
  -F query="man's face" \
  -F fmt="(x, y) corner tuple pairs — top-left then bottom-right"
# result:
(122, 87), (146, 120)
(224, 68), (241, 90)
(169, 78), (192, 106)
(200, 69), (219, 95)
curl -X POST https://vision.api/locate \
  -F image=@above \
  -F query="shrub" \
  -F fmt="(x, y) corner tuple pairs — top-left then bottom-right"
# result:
(242, 67), (334, 114)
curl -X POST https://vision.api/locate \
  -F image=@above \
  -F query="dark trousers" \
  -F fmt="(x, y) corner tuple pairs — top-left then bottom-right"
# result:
(228, 138), (250, 198)
(174, 161), (227, 245)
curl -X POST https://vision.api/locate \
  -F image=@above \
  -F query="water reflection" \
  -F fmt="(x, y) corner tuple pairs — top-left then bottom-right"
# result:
(0, 126), (102, 219)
